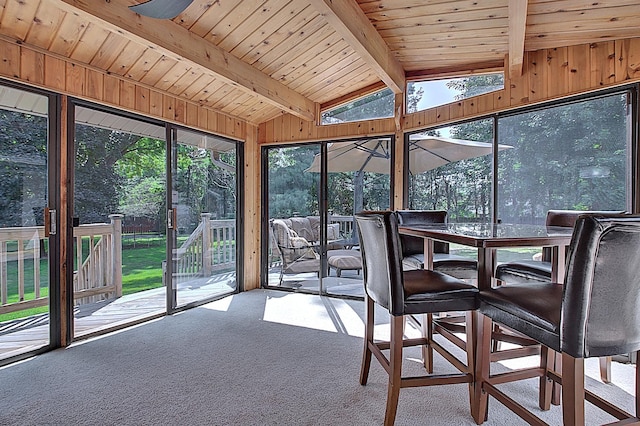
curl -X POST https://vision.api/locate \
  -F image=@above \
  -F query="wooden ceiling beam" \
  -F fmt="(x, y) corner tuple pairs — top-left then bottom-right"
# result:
(405, 61), (505, 81)
(508, 0), (528, 78)
(309, 0), (406, 95)
(55, 0), (316, 121)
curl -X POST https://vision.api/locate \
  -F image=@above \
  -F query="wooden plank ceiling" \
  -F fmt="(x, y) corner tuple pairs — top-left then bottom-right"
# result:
(0, 0), (638, 126)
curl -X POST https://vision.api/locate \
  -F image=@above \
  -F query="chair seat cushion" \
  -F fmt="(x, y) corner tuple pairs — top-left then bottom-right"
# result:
(403, 253), (477, 279)
(480, 283), (563, 351)
(328, 255), (361, 270)
(402, 269), (479, 314)
(495, 260), (551, 284)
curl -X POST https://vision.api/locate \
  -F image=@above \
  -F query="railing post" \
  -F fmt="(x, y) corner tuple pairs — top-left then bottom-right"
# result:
(109, 214), (123, 297)
(201, 213), (212, 276)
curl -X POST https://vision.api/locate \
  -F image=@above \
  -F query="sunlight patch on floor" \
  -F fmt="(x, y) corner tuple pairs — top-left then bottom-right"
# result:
(262, 293), (364, 336)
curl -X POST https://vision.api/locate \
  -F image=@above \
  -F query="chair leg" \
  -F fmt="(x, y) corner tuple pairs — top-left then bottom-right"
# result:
(561, 353), (585, 426)
(473, 314), (493, 424)
(599, 356), (612, 383)
(539, 347), (553, 410)
(384, 315), (404, 426)
(360, 296), (374, 385)
(465, 310), (479, 417)
(552, 351), (562, 405)
(422, 313), (434, 373)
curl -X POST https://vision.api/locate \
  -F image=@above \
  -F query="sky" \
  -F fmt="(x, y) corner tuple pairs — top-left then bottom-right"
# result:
(414, 79), (462, 111)
(412, 79), (463, 137)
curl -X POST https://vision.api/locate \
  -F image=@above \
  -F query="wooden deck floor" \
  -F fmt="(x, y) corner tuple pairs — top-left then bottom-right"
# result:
(0, 273), (236, 361)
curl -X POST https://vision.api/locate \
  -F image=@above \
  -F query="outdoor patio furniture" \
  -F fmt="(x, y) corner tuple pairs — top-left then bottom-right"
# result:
(270, 218), (361, 284)
(327, 249), (362, 277)
(355, 211), (479, 426)
(271, 219), (321, 285)
(474, 214), (640, 425)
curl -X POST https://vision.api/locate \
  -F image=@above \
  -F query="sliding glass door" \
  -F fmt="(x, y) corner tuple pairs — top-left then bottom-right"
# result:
(168, 128), (238, 310)
(264, 144), (321, 291)
(73, 105), (167, 337)
(0, 85), (54, 362)
(263, 138), (393, 297)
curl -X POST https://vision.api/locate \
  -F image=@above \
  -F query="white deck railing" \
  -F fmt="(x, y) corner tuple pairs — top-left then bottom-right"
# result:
(173, 214), (235, 282)
(73, 215), (123, 305)
(0, 214), (123, 314)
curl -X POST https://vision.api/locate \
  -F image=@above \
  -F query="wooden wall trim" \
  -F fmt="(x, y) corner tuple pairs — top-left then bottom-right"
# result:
(258, 115), (396, 144)
(243, 125), (261, 291)
(0, 36), (247, 142)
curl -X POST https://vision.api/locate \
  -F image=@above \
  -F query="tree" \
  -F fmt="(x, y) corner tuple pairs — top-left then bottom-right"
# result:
(0, 110), (48, 227)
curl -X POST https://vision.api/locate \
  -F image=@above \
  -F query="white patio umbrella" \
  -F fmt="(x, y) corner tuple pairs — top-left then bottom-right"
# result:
(305, 135), (512, 175)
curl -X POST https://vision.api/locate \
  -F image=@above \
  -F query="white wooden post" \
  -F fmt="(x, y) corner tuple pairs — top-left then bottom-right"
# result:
(201, 213), (212, 276)
(109, 214), (123, 297)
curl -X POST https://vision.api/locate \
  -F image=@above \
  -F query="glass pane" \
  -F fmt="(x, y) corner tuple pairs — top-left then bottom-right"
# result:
(497, 92), (630, 262)
(325, 138), (391, 297)
(172, 129), (237, 307)
(407, 119), (494, 224)
(321, 88), (394, 124)
(74, 106), (166, 338)
(266, 145), (321, 291)
(0, 86), (50, 360)
(408, 73), (504, 113)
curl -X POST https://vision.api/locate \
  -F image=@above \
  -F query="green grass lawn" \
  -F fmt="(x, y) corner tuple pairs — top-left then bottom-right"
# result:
(452, 244), (542, 262)
(0, 234), (238, 322)
(0, 236), (168, 322)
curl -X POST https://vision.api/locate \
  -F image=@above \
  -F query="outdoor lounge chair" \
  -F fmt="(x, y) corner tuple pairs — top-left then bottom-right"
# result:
(271, 219), (321, 285)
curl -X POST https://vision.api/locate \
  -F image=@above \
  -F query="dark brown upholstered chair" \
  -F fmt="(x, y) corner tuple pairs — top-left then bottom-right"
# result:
(474, 214), (640, 425)
(494, 210), (625, 384)
(397, 210), (478, 280)
(355, 211), (479, 426)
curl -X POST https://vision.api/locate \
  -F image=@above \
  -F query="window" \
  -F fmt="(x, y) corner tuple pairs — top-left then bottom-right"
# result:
(497, 92), (631, 222)
(407, 120), (494, 222)
(407, 73), (504, 113)
(321, 88), (394, 124)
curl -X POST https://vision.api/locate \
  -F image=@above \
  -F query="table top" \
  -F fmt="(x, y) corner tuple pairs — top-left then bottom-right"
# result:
(398, 222), (574, 248)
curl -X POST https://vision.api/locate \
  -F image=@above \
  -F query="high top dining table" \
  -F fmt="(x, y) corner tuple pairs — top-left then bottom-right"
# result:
(398, 222), (575, 409)
(398, 222), (574, 291)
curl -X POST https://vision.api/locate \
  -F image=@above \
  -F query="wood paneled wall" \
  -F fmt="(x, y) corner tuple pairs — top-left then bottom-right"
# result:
(0, 36), (247, 141)
(259, 113), (397, 144)
(259, 38), (640, 143)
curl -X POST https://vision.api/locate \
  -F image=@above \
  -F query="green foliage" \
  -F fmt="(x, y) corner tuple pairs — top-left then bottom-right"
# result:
(497, 94), (627, 221)
(409, 75), (629, 223)
(268, 146), (320, 217)
(0, 110), (48, 227)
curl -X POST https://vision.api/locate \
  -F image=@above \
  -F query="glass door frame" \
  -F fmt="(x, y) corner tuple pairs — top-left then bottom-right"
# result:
(0, 81), (61, 365)
(166, 125), (243, 314)
(260, 136), (396, 297)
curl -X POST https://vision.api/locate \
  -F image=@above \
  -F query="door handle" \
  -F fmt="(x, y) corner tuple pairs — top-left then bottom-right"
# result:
(167, 208), (177, 229)
(44, 207), (56, 236)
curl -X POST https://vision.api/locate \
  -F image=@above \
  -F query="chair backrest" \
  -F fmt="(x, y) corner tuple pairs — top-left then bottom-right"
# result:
(540, 210), (625, 261)
(355, 211), (405, 315)
(546, 209), (625, 227)
(396, 210), (448, 256)
(561, 214), (640, 358)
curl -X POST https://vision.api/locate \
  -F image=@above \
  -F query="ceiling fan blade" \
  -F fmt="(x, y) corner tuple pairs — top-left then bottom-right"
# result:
(129, 0), (194, 19)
